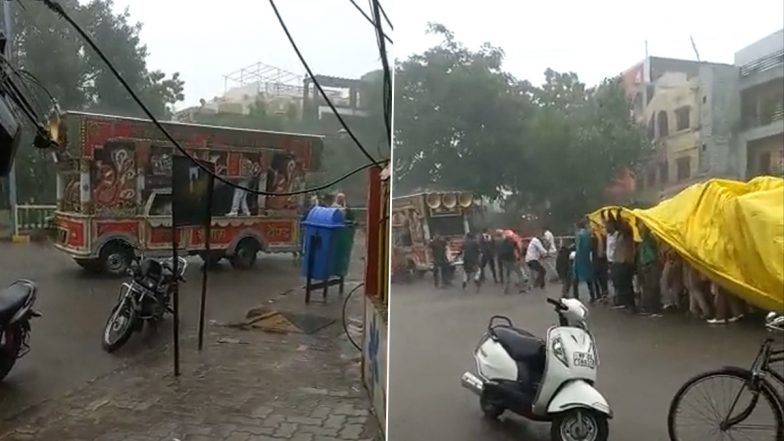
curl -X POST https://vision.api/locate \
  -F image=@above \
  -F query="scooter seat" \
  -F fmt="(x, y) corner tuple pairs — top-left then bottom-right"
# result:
(0, 283), (33, 323)
(492, 326), (545, 363)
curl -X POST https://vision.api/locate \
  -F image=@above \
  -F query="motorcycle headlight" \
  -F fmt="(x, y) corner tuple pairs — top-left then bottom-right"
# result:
(551, 336), (569, 368)
(144, 279), (156, 290)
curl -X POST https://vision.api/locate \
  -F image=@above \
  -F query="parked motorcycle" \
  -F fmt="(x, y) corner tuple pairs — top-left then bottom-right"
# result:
(102, 255), (187, 352)
(0, 280), (41, 381)
(461, 297), (612, 441)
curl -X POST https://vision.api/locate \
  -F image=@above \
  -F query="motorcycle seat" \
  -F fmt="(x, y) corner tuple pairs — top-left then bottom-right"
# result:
(492, 326), (545, 363)
(0, 283), (33, 323)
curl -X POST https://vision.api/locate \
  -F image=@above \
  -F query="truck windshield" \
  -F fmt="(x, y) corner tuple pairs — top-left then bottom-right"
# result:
(429, 215), (464, 236)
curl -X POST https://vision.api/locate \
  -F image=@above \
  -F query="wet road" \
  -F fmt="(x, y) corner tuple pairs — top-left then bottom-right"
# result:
(388, 281), (768, 441)
(0, 240), (364, 421)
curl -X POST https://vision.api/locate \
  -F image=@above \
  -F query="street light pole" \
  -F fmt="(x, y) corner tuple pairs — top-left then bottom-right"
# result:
(2, 0), (17, 235)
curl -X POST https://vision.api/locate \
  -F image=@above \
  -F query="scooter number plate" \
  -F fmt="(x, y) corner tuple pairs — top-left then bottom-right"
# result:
(573, 351), (596, 369)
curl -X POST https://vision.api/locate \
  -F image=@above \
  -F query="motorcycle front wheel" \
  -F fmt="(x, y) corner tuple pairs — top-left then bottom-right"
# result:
(102, 299), (137, 353)
(0, 325), (23, 382)
(551, 409), (609, 441)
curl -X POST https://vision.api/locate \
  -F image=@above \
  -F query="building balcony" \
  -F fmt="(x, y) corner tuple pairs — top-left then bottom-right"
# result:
(739, 50), (783, 88)
(742, 108), (784, 141)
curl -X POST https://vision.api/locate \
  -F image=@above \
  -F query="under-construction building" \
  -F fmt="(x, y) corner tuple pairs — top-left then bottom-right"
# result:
(174, 61), (372, 124)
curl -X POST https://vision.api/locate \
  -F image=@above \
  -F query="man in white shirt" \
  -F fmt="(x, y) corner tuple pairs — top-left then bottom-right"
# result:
(605, 223), (618, 297)
(542, 227), (558, 281)
(525, 234), (550, 289)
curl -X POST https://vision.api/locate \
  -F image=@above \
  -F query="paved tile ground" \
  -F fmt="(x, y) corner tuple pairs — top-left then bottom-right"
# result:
(0, 300), (379, 441)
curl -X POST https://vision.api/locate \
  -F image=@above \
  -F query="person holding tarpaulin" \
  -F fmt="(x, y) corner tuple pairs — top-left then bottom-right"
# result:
(606, 209), (637, 312)
(572, 219), (597, 303)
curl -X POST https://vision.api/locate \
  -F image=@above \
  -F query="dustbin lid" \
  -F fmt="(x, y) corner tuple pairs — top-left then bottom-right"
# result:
(302, 206), (346, 228)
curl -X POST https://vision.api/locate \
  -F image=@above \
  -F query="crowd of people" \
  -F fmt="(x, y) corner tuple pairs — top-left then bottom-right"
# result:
(429, 209), (756, 326)
(562, 209), (755, 324)
(429, 226), (559, 295)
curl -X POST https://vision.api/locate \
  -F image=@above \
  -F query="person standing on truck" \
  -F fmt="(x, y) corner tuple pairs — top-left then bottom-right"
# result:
(227, 178), (252, 216)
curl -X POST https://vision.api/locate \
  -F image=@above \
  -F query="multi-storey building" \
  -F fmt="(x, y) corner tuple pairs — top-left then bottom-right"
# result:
(620, 30), (784, 204)
(735, 29), (784, 178)
(622, 57), (740, 201)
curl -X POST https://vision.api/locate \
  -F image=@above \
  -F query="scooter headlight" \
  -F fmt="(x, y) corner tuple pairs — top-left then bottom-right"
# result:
(551, 336), (569, 368)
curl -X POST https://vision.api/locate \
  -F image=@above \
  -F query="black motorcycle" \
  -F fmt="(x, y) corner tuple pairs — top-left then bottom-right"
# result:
(101, 255), (187, 352)
(0, 280), (41, 381)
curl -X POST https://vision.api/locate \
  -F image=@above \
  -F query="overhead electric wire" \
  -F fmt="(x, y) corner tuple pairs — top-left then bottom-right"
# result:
(37, 0), (386, 197)
(347, 0), (392, 44)
(376, 1), (392, 30)
(0, 57), (50, 137)
(370, 0), (392, 147)
(16, 69), (59, 110)
(268, 0), (383, 168)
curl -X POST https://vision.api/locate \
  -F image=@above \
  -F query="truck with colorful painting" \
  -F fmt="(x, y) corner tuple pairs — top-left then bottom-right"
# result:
(390, 191), (479, 280)
(50, 111), (323, 276)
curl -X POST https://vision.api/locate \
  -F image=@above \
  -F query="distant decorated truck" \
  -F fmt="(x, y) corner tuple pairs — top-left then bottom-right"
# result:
(50, 111), (323, 276)
(390, 191), (479, 280)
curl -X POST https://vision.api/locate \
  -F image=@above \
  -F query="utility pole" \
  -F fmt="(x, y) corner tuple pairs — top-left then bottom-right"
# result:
(2, 0), (16, 236)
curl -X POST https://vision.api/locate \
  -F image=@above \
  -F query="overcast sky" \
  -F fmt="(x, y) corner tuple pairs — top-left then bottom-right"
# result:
(110, 0), (388, 109)
(389, 0), (783, 86)
(113, 0), (782, 110)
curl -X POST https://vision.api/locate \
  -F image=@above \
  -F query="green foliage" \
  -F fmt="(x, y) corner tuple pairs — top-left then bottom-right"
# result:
(394, 24), (647, 227)
(4, 0), (185, 204)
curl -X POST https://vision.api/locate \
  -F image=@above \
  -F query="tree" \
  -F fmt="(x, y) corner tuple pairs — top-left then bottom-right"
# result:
(393, 24), (647, 227)
(4, 0), (185, 204)
(393, 23), (534, 198)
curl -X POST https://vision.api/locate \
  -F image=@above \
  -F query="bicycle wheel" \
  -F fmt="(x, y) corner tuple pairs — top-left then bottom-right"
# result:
(668, 367), (784, 441)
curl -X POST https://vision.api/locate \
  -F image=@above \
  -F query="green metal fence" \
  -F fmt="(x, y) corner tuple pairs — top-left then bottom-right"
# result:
(14, 205), (57, 236)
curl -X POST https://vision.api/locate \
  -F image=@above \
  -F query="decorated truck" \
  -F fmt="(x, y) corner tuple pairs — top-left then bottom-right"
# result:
(390, 191), (479, 279)
(50, 111), (323, 276)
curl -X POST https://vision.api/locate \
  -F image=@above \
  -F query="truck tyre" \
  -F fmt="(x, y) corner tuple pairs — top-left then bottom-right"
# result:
(100, 241), (134, 277)
(230, 238), (259, 270)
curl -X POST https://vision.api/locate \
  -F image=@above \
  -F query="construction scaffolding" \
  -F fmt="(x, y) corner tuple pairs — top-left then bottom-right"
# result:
(223, 61), (304, 97)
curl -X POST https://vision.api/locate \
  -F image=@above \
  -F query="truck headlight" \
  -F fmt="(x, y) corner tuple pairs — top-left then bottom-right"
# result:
(551, 336), (569, 367)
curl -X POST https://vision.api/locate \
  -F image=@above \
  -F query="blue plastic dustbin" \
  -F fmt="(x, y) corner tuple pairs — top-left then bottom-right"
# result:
(300, 206), (346, 280)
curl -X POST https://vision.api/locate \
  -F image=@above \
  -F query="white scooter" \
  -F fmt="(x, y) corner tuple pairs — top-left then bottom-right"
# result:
(461, 297), (612, 441)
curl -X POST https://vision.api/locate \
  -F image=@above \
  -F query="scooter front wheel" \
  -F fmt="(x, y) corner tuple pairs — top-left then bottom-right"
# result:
(479, 395), (504, 419)
(551, 409), (609, 441)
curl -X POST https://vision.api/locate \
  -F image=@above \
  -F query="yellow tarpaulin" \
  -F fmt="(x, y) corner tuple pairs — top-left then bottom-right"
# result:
(589, 177), (784, 313)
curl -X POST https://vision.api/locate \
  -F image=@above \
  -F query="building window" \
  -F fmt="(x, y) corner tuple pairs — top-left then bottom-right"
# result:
(676, 157), (691, 181)
(759, 151), (772, 175)
(659, 161), (669, 185)
(675, 106), (691, 131)
(657, 111), (669, 137)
